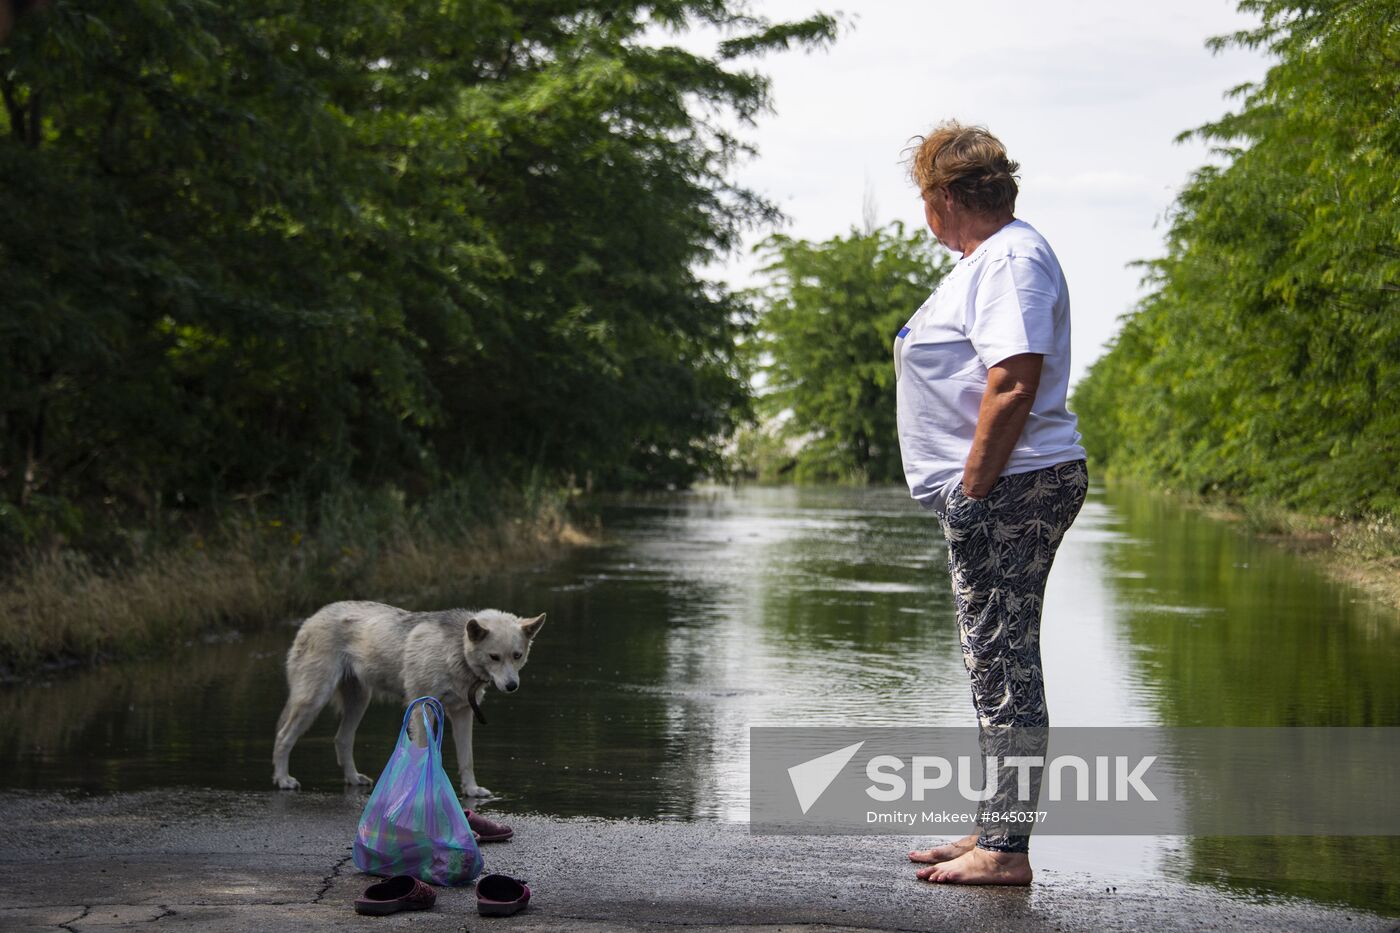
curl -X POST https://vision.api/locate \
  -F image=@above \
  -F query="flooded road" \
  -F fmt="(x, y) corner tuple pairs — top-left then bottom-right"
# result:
(2, 482), (1396, 914)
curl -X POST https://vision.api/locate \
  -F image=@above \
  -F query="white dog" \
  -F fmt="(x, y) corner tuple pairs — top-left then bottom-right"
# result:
(272, 600), (544, 796)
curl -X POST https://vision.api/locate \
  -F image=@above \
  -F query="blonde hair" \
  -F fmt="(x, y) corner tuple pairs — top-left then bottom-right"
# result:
(907, 121), (1020, 215)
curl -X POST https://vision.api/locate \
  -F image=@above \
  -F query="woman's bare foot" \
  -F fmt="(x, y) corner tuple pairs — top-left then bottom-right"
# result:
(916, 846), (1032, 885)
(908, 833), (979, 865)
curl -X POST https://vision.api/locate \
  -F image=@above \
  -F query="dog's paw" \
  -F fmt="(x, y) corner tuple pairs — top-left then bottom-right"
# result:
(274, 775), (301, 791)
(461, 783), (492, 798)
(345, 772), (373, 787)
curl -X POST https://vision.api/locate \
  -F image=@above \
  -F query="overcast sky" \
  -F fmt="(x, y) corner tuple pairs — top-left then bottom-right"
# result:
(713, 0), (1274, 385)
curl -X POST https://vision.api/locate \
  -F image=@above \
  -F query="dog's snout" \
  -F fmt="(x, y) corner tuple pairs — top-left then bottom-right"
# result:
(503, 680), (519, 693)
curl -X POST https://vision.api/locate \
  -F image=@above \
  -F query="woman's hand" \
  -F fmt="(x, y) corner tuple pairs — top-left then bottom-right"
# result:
(961, 354), (1044, 497)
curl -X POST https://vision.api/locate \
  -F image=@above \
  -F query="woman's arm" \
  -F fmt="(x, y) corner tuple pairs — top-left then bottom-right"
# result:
(961, 353), (1043, 499)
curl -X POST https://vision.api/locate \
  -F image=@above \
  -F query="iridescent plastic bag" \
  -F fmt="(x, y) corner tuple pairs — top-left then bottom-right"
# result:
(352, 696), (483, 886)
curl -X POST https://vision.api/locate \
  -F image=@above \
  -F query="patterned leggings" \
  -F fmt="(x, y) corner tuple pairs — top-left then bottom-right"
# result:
(938, 459), (1088, 854)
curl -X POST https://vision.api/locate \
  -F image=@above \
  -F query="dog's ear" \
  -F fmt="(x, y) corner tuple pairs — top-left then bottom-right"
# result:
(520, 613), (546, 640)
(466, 617), (489, 643)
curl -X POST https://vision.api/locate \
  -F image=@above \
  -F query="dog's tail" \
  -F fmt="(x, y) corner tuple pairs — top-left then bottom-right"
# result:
(329, 667), (370, 715)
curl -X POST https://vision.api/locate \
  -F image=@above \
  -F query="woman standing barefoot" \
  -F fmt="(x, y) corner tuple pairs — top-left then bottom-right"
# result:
(895, 121), (1088, 885)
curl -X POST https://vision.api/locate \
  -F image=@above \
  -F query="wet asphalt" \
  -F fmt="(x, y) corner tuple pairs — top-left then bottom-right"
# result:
(0, 790), (1394, 932)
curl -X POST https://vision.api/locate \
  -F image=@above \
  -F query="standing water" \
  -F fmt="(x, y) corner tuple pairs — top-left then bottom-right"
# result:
(1, 483), (1396, 912)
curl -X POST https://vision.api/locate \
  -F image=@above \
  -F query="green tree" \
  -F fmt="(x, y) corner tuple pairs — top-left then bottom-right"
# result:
(0, 1), (837, 552)
(752, 222), (951, 483)
(1074, 0), (1400, 517)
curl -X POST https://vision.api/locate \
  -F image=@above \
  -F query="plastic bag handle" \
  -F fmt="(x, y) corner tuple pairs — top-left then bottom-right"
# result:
(401, 695), (446, 749)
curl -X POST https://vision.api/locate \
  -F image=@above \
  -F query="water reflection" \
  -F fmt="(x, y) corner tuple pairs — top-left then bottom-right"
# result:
(0, 482), (1395, 912)
(1098, 483), (1399, 727)
(1093, 482), (1400, 913)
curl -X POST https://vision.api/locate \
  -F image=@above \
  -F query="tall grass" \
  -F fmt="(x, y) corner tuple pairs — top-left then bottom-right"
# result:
(0, 478), (591, 677)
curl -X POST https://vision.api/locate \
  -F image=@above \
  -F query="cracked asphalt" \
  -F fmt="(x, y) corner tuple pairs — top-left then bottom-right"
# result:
(1, 790), (1395, 932)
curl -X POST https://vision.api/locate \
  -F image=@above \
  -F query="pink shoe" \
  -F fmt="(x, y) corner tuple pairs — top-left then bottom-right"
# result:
(466, 808), (514, 843)
(353, 875), (436, 916)
(476, 874), (530, 916)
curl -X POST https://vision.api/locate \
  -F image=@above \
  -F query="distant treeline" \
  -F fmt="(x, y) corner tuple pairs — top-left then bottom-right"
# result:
(736, 222), (950, 484)
(0, 2), (835, 555)
(1073, 0), (1400, 517)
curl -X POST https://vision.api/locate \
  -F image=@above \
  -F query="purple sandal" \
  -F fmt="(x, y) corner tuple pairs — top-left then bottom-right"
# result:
(466, 809), (514, 843)
(476, 873), (530, 917)
(353, 875), (436, 916)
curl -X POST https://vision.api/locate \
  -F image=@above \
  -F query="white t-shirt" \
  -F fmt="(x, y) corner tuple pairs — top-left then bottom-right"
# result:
(895, 219), (1085, 513)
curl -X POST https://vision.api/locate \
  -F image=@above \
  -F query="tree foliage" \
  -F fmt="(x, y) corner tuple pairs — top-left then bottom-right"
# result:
(1074, 0), (1400, 516)
(0, 1), (837, 551)
(750, 222), (951, 483)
